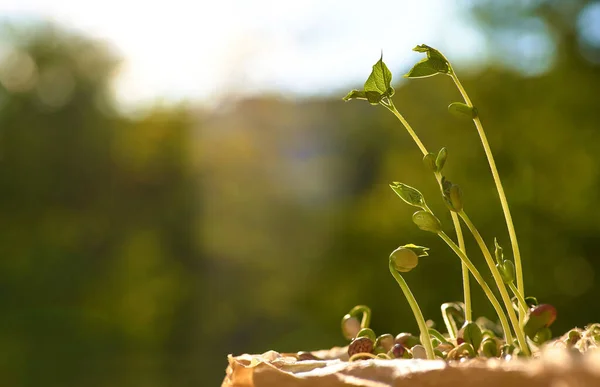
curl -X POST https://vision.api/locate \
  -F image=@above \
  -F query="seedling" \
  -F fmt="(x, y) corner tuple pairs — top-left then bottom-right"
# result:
(338, 44), (564, 360)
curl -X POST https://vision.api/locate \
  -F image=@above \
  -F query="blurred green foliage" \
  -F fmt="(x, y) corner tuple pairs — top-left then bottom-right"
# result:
(1, 1), (600, 386)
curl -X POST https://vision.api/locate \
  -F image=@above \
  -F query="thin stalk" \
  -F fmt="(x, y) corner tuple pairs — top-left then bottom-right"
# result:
(349, 305), (371, 329)
(438, 231), (514, 345)
(389, 262), (435, 360)
(508, 282), (528, 317)
(450, 73), (525, 324)
(384, 100), (471, 321)
(458, 211), (530, 355)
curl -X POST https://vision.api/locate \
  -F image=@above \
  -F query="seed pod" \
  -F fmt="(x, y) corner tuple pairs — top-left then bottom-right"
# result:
(356, 328), (376, 342)
(389, 343), (406, 358)
(410, 344), (427, 359)
(348, 336), (374, 357)
(412, 211), (442, 233)
(458, 321), (483, 351)
(497, 260), (515, 284)
(395, 333), (420, 348)
(389, 247), (419, 272)
(341, 314), (361, 340)
(481, 337), (499, 357)
(524, 304), (557, 339)
(375, 334), (395, 352)
(423, 153), (437, 172)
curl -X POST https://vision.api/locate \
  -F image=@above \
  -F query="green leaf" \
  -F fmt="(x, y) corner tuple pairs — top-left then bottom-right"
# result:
(412, 211), (442, 233)
(423, 153), (437, 172)
(435, 147), (447, 172)
(356, 328), (376, 342)
(401, 243), (430, 257)
(343, 55), (394, 104)
(494, 238), (504, 265)
(365, 91), (383, 105)
(448, 102), (478, 119)
(343, 89), (367, 101)
(441, 177), (463, 212)
(390, 182), (426, 208)
(412, 44), (451, 71)
(460, 321), (483, 351)
(496, 260), (515, 284)
(405, 44), (451, 78)
(364, 55), (393, 95)
(404, 58), (440, 78)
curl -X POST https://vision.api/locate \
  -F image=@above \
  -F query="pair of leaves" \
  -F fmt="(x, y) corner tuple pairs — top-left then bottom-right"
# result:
(343, 55), (395, 105)
(423, 147), (448, 173)
(405, 44), (452, 79)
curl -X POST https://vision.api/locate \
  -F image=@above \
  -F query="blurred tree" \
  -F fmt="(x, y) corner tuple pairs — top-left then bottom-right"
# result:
(0, 23), (201, 387)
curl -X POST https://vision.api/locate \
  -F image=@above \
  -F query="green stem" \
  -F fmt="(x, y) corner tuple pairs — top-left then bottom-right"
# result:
(437, 231), (515, 345)
(388, 262), (435, 360)
(450, 73), (525, 324)
(508, 282), (528, 317)
(428, 328), (450, 344)
(349, 305), (371, 329)
(441, 303), (463, 340)
(384, 100), (471, 322)
(384, 101), (428, 155)
(458, 211), (530, 355)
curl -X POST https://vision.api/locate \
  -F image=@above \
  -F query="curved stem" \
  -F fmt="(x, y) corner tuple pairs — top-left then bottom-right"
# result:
(385, 101), (471, 321)
(508, 282), (528, 317)
(429, 328), (450, 344)
(458, 211), (530, 355)
(438, 231), (514, 345)
(349, 305), (371, 329)
(450, 74), (524, 324)
(388, 262), (435, 360)
(441, 303), (463, 340)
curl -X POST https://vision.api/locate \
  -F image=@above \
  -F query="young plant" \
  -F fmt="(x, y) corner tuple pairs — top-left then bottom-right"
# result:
(338, 45), (560, 360)
(406, 45), (525, 324)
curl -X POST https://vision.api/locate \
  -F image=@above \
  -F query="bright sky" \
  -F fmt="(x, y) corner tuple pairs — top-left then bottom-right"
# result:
(0, 0), (487, 108)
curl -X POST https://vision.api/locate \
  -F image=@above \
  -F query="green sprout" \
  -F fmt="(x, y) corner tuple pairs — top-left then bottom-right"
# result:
(337, 44), (562, 361)
(389, 245), (435, 359)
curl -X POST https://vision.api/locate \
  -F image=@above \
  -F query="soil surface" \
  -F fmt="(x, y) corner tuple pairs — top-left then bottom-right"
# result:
(223, 346), (600, 387)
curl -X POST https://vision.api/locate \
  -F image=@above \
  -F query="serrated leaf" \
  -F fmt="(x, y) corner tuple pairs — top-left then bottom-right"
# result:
(390, 182), (426, 208)
(343, 89), (367, 101)
(448, 102), (478, 119)
(364, 56), (393, 96)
